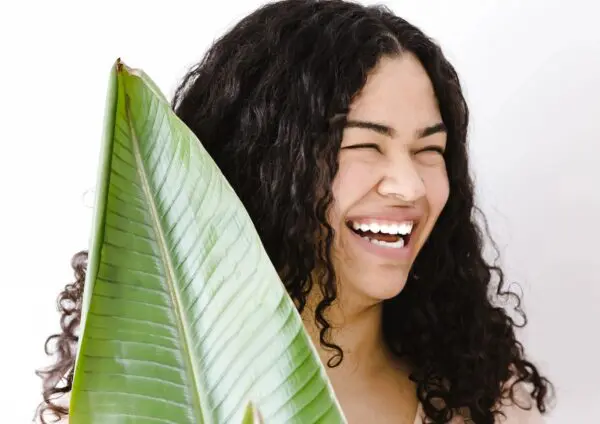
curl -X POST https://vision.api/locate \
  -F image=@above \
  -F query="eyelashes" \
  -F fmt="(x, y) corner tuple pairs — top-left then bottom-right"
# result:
(419, 146), (446, 155)
(341, 144), (446, 155)
(341, 143), (381, 151)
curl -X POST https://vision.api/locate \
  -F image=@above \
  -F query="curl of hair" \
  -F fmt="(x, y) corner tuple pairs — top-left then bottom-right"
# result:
(39, 1), (552, 423)
(36, 250), (87, 423)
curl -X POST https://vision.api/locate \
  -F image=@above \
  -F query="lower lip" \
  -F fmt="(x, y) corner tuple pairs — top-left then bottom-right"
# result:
(346, 226), (414, 261)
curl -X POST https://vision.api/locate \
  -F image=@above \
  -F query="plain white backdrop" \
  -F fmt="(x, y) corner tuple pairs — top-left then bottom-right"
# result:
(1, 0), (598, 422)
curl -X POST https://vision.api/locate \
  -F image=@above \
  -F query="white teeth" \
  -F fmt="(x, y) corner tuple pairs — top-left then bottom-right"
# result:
(361, 236), (405, 249)
(350, 220), (413, 235)
(398, 222), (413, 235)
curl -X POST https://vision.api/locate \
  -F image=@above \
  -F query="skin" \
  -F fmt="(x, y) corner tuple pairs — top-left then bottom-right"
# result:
(303, 53), (449, 424)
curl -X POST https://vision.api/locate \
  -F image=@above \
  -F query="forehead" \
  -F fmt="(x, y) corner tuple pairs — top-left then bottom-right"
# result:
(347, 54), (441, 136)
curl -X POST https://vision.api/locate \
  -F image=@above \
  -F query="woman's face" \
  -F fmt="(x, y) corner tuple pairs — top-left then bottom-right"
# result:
(328, 54), (449, 307)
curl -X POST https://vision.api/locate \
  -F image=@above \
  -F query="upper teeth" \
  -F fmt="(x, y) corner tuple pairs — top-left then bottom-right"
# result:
(351, 221), (413, 235)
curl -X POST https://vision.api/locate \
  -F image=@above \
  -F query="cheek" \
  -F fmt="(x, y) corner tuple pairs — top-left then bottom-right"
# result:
(423, 166), (450, 216)
(330, 159), (376, 225)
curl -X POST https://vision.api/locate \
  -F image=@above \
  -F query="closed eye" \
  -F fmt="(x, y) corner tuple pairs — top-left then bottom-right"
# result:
(414, 145), (446, 165)
(417, 146), (445, 155)
(341, 143), (382, 152)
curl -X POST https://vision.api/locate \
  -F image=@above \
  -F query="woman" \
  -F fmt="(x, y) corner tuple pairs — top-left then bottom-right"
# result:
(36, 1), (552, 423)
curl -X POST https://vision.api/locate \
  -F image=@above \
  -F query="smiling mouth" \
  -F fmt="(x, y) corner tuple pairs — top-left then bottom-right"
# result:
(345, 220), (414, 249)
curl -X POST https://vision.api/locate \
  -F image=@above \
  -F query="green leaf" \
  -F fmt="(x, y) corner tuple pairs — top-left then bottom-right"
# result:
(70, 59), (346, 424)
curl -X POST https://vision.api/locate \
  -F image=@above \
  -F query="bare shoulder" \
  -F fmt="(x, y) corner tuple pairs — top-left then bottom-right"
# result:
(413, 378), (547, 424)
(494, 381), (545, 424)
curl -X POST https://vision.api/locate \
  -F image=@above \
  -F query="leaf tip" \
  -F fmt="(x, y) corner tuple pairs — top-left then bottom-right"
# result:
(115, 57), (132, 76)
(242, 401), (264, 424)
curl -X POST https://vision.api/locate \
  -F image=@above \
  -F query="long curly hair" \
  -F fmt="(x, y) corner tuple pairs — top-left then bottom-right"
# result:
(36, 1), (552, 423)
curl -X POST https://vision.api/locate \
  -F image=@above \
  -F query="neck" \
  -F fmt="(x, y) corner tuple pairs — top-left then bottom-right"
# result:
(301, 286), (391, 381)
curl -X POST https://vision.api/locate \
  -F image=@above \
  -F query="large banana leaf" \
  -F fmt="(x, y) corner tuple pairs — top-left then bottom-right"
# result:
(70, 59), (346, 424)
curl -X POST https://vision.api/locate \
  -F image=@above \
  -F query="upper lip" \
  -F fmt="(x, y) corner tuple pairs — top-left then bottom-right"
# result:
(345, 209), (424, 226)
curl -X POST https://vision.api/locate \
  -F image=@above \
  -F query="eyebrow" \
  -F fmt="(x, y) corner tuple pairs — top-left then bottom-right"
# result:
(344, 119), (447, 139)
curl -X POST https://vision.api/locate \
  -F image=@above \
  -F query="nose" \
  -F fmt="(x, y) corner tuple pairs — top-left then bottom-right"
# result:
(377, 155), (426, 202)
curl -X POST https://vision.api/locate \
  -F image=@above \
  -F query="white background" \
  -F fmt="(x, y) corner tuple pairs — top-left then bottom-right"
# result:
(1, 0), (598, 422)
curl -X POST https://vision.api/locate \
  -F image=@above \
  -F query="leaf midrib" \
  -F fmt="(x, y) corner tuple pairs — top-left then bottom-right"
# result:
(124, 86), (209, 424)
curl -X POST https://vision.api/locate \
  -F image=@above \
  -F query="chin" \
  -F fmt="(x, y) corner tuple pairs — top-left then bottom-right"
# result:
(356, 267), (411, 302)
